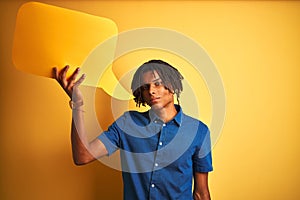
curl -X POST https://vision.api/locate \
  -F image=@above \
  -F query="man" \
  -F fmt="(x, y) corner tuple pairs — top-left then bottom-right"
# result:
(53, 59), (213, 200)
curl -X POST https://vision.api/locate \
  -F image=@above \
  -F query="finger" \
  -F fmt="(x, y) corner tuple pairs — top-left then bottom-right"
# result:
(52, 67), (58, 79)
(67, 67), (80, 83)
(67, 68), (81, 90)
(58, 65), (70, 88)
(74, 74), (86, 87)
(59, 65), (69, 81)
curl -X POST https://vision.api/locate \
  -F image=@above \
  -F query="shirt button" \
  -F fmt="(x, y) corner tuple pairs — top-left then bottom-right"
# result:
(151, 184), (155, 188)
(159, 142), (163, 146)
(155, 163), (158, 167)
(162, 124), (166, 127)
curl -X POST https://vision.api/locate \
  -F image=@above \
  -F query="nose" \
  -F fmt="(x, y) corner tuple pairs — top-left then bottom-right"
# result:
(148, 83), (156, 94)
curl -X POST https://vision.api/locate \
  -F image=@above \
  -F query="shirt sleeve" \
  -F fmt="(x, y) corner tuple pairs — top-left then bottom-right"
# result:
(192, 124), (213, 172)
(97, 113), (127, 156)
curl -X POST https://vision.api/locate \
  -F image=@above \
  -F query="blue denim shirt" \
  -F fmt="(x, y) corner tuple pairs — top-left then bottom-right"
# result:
(98, 105), (213, 200)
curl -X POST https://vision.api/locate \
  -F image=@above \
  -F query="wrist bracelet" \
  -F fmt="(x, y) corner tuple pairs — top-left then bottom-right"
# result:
(69, 100), (84, 109)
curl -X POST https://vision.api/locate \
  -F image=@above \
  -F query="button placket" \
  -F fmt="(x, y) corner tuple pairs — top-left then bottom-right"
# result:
(149, 121), (166, 199)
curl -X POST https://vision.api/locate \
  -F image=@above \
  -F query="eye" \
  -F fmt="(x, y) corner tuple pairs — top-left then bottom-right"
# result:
(141, 84), (150, 90)
(154, 81), (163, 86)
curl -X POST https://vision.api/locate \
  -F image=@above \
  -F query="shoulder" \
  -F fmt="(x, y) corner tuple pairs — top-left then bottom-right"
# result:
(116, 110), (150, 126)
(108, 110), (150, 132)
(123, 110), (149, 119)
(116, 110), (148, 119)
(181, 113), (209, 133)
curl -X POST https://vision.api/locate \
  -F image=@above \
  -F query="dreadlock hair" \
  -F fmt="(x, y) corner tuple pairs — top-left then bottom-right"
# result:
(131, 59), (184, 107)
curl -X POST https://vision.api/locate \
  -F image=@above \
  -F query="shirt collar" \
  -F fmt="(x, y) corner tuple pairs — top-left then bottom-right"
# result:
(148, 104), (182, 127)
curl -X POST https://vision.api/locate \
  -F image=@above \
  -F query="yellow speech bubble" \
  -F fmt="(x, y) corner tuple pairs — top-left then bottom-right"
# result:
(12, 1), (118, 80)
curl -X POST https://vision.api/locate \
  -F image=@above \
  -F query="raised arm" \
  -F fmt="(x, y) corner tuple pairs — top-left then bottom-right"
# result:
(53, 66), (108, 165)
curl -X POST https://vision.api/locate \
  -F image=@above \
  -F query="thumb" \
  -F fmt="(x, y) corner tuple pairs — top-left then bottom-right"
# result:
(74, 74), (86, 87)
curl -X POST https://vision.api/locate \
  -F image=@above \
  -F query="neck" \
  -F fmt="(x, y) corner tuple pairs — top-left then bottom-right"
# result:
(152, 104), (177, 123)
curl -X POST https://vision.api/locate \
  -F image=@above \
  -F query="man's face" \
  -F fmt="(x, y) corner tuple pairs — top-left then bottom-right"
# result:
(141, 70), (174, 111)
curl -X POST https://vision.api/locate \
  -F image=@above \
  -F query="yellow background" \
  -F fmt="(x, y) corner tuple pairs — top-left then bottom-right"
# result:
(1, 1), (300, 199)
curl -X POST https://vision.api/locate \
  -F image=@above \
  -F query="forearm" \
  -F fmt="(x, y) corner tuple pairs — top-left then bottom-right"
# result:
(71, 108), (95, 165)
(193, 172), (211, 200)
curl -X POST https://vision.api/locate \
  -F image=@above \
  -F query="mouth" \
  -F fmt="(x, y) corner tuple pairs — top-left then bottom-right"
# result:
(150, 97), (160, 104)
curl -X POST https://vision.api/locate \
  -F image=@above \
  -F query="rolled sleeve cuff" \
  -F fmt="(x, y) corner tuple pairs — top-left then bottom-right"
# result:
(98, 133), (118, 156)
(194, 165), (213, 173)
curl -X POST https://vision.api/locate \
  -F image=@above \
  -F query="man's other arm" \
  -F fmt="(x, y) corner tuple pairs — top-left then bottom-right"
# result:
(193, 172), (211, 200)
